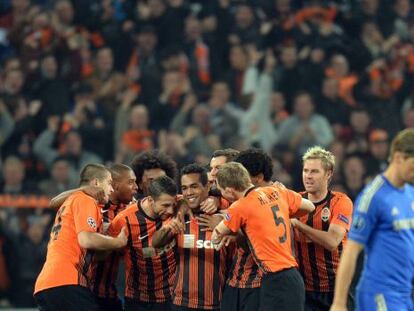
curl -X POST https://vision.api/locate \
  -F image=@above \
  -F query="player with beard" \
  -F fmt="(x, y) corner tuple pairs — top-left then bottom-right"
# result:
(108, 175), (181, 311)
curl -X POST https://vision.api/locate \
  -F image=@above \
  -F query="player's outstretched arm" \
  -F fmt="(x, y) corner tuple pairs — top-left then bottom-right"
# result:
(290, 198), (315, 218)
(330, 240), (364, 311)
(49, 189), (78, 209)
(78, 227), (127, 251)
(49, 186), (106, 209)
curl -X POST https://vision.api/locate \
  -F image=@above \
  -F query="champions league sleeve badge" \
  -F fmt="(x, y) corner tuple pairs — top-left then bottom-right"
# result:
(321, 207), (331, 222)
(87, 216), (97, 229)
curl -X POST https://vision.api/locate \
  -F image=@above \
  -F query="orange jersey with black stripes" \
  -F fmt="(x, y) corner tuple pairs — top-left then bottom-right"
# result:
(91, 202), (127, 298)
(108, 199), (176, 303)
(34, 191), (102, 294)
(294, 191), (353, 292)
(226, 248), (262, 288)
(172, 214), (234, 310)
(223, 186), (302, 273)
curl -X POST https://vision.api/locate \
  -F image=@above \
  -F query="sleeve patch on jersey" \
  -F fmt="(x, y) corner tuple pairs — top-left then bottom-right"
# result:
(337, 214), (349, 225)
(224, 213), (231, 221)
(87, 217), (97, 229)
(351, 215), (365, 232)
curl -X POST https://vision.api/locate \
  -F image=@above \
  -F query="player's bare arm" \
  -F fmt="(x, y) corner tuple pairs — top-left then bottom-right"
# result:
(49, 186), (106, 209)
(290, 198), (315, 218)
(330, 240), (364, 311)
(211, 220), (235, 250)
(196, 213), (224, 231)
(291, 220), (346, 251)
(78, 226), (127, 250)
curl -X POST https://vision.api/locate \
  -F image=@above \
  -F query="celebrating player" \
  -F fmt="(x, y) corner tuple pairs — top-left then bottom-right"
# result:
(108, 175), (179, 311)
(291, 147), (353, 311)
(153, 164), (234, 311)
(212, 162), (314, 311)
(34, 164), (127, 311)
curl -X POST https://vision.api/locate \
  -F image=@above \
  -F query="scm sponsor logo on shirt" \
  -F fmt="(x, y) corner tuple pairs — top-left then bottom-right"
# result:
(196, 239), (220, 250)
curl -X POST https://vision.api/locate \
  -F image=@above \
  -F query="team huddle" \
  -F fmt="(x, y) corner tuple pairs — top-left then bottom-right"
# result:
(33, 129), (414, 311)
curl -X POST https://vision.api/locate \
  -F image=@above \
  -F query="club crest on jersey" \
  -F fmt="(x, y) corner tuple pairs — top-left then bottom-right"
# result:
(352, 215), (365, 232)
(224, 213), (231, 221)
(87, 217), (97, 229)
(321, 207), (330, 222)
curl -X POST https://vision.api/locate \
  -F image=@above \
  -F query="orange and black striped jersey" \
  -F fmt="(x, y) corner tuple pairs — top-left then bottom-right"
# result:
(108, 199), (176, 303)
(172, 215), (234, 310)
(226, 248), (262, 288)
(294, 191), (353, 292)
(91, 201), (126, 299)
(34, 191), (102, 294)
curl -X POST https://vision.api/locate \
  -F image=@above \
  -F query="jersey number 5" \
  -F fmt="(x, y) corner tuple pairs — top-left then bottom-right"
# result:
(271, 205), (287, 243)
(51, 206), (66, 241)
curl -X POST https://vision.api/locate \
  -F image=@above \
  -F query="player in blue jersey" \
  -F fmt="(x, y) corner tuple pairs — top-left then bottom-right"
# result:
(330, 128), (414, 311)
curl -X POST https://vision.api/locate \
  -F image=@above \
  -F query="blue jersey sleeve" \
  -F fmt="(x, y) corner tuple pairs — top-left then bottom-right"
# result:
(348, 192), (379, 246)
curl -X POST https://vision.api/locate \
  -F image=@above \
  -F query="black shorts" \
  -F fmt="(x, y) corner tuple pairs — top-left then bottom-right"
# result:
(221, 284), (260, 311)
(260, 268), (305, 311)
(305, 291), (355, 311)
(125, 298), (171, 311)
(34, 285), (100, 311)
(96, 296), (123, 311)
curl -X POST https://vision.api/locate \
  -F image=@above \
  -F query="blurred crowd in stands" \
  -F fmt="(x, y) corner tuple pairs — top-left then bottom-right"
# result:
(0, 0), (414, 307)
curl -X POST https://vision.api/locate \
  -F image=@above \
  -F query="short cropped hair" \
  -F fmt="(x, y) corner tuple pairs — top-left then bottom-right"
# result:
(181, 164), (208, 186)
(79, 164), (110, 186)
(302, 146), (335, 172)
(235, 148), (273, 181)
(109, 163), (133, 180)
(216, 162), (251, 191)
(148, 175), (177, 199)
(212, 149), (240, 162)
(390, 128), (414, 160)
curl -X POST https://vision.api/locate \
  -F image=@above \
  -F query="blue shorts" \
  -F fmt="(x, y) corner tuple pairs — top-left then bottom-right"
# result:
(356, 290), (413, 311)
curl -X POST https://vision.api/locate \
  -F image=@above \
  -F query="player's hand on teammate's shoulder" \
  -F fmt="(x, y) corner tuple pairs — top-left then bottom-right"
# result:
(81, 185), (106, 204)
(200, 197), (219, 214)
(197, 214), (224, 232)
